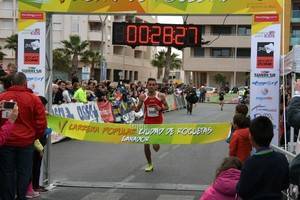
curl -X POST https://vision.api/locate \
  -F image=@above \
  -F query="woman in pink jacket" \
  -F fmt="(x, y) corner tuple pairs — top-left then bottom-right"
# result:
(0, 101), (18, 146)
(200, 157), (242, 200)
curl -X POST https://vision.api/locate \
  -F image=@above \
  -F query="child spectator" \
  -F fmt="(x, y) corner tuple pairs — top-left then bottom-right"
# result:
(226, 104), (250, 143)
(229, 113), (252, 163)
(237, 116), (289, 200)
(199, 157), (242, 200)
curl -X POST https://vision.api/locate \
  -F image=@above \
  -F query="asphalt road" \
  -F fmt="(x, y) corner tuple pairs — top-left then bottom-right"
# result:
(38, 103), (236, 200)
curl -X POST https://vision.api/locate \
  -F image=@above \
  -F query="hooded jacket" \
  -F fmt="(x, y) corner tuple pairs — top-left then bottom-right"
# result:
(229, 128), (252, 163)
(200, 168), (241, 200)
(0, 86), (47, 147)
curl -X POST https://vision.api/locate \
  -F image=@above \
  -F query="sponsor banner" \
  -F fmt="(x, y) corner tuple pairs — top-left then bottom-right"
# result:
(250, 20), (281, 144)
(18, 12), (45, 96)
(51, 101), (103, 143)
(52, 102), (103, 123)
(19, 0), (282, 15)
(47, 115), (231, 144)
(97, 101), (114, 123)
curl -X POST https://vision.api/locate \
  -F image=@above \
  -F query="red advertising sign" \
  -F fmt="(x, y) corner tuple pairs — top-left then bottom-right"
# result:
(254, 14), (279, 22)
(21, 12), (44, 20)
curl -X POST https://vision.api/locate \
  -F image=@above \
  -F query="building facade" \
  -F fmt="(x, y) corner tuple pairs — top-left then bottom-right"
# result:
(183, 15), (251, 89)
(291, 0), (300, 49)
(0, 0), (17, 66)
(52, 14), (158, 83)
(0, 0), (157, 83)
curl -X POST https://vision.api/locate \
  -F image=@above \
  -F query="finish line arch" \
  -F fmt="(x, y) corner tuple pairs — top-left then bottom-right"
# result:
(18, 0), (285, 186)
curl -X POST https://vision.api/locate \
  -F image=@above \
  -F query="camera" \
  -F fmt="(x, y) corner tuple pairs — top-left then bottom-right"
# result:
(3, 102), (15, 109)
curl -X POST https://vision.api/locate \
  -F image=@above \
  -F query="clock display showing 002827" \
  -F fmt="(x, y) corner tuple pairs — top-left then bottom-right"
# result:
(113, 22), (202, 48)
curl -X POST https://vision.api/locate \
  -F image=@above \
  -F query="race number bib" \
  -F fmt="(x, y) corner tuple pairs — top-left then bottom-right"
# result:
(147, 106), (159, 117)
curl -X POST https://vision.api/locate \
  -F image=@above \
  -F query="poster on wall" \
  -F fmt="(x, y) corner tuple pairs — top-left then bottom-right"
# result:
(250, 15), (281, 144)
(18, 12), (46, 96)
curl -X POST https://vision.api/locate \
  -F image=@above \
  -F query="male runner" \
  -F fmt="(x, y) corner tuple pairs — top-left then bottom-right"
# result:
(135, 78), (169, 172)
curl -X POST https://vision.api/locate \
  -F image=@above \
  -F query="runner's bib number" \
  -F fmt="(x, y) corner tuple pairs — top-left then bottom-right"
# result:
(147, 106), (159, 117)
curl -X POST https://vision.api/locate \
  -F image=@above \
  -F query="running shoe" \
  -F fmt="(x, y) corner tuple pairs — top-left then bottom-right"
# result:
(145, 164), (154, 172)
(26, 191), (40, 199)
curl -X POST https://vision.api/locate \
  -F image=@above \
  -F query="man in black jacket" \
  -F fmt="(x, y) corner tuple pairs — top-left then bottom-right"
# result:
(287, 80), (300, 139)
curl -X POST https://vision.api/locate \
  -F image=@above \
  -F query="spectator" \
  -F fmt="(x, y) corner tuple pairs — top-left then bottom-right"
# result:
(53, 80), (65, 104)
(52, 84), (59, 104)
(226, 104), (250, 143)
(63, 81), (73, 103)
(237, 116), (289, 200)
(286, 80), (300, 141)
(0, 72), (47, 200)
(229, 113), (252, 163)
(73, 82), (88, 103)
(200, 157), (242, 200)
(0, 101), (18, 146)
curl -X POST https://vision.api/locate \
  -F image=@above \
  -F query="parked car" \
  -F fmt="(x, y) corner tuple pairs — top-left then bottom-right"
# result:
(205, 86), (217, 94)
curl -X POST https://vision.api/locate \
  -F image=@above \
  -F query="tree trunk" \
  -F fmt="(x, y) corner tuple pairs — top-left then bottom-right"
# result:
(70, 54), (78, 79)
(163, 47), (171, 83)
(91, 61), (95, 80)
(157, 67), (163, 79)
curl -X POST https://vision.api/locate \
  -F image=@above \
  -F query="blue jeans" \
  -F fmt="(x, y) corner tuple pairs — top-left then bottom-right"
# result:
(0, 145), (34, 200)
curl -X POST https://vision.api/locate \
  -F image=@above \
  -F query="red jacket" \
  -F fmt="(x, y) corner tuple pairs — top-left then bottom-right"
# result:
(0, 86), (47, 147)
(0, 121), (14, 146)
(229, 128), (252, 163)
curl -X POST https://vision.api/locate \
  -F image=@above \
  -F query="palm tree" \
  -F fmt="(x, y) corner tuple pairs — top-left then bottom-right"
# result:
(4, 34), (18, 64)
(61, 35), (89, 79)
(151, 48), (182, 81)
(80, 50), (102, 79)
(151, 51), (165, 79)
(53, 48), (71, 72)
(0, 46), (6, 62)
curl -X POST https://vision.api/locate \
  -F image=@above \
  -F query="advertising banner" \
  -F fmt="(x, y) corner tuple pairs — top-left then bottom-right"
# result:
(19, 0), (282, 15)
(51, 102), (103, 143)
(18, 12), (46, 96)
(48, 115), (231, 144)
(250, 15), (281, 144)
(97, 101), (115, 123)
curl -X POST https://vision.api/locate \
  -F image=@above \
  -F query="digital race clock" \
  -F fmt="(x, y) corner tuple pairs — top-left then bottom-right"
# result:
(112, 22), (202, 48)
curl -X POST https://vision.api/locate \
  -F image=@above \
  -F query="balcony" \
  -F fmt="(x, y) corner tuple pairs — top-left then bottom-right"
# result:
(291, 37), (300, 46)
(292, 10), (300, 23)
(88, 31), (103, 41)
(0, 9), (15, 19)
(183, 57), (250, 72)
(0, 29), (14, 39)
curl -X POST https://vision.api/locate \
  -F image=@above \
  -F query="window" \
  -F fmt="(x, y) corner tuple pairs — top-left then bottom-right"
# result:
(0, 19), (13, 29)
(134, 71), (138, 81)
(238, 25), (251, 36)
(89, 22), (102, 32)
(211, 25), (235, 35)
(129, 71), (133, 81)
(236, 48), (251, 58)
(134, 50), (143, 58)
(53, 22), (62, 31)
(192, 47), (205, 57)
(291, 26), (300, 37)
(113, 46), (123, 55)
(211, 48), (233, 57)
(71, 16), (79, 33)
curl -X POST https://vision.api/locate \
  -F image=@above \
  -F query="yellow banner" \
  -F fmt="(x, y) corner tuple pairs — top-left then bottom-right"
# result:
(48, 115), (231, 144)
(19, 0), (282, 15)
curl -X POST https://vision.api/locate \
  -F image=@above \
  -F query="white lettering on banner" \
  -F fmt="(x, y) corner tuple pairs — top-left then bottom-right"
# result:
(121, 136), (150, 143)
(76, 103), (99, 122)
(52, 102), (103, 123)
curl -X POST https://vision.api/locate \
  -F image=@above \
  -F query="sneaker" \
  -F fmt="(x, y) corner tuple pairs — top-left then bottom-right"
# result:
(145, 164), (154, 172)
(26, 191), (40, 199)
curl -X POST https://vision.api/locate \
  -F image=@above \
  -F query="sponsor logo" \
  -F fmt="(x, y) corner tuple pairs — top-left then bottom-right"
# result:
(252, 81), (278, 86)
(264, 31), (275, 38)
(256, 96), (273, 100)
(253, 112), (273, 120)
(254, 14), (279, 22)
(21, 67), (42, 74)
(21, 28), (41, 36)
(261, 88), (269, 95)
(254, 71), (276, 78)
(27, 77), (44, 82)
(24, 39), (40, 65)
(251, 105), (277, 112)
(257, 42), (274, 69)
(21, 12), (44, 20)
